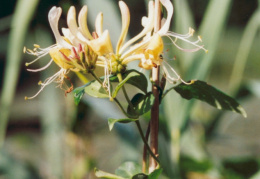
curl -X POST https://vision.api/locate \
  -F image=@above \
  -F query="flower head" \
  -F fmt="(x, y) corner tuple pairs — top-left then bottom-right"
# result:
(24, 6), (99, 99)
(118, 0), (208, 85)
(25, 0), (207, 99)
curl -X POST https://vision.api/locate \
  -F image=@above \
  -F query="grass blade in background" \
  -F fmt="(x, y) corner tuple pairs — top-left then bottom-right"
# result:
(163, 0), (233, 131)
(162, 0), (233, 177)
(0, 0), (39, 147)
(172, 0), (195, 70)
(188, 0), (233, 80)
(229, 5), (260, 94)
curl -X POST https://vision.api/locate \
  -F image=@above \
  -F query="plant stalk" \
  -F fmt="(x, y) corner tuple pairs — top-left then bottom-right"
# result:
(149, 0), (161, 173)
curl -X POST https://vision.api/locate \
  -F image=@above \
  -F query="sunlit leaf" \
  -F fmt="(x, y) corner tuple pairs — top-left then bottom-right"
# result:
(127, 92), (155, 116)
(85, 80), (109, 98)
(115, 162), (142, 178)
(108, 118), (137, 131)
(229, 9), (260, 94)
(171, 80), (247, 117)
(94, 168), (125, 179)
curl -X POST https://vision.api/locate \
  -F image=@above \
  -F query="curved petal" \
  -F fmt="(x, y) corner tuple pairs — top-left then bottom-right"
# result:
(145, 33), (164, 59)
(116, 1), (130, 54)
(48, 6), (72, 48)
(119, 1), (155, 54)
(49, 48), (74, 69)
(62, 28), (81, 47)
(88, 30), (113, 56)
(78, 6), (93, 40)
(95, 12), (103, 37)
(158, 0), (174, 35)
(67, 6), (89, 44)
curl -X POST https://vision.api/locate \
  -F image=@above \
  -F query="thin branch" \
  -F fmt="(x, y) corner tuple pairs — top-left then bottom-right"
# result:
(136, 121), (160, 165)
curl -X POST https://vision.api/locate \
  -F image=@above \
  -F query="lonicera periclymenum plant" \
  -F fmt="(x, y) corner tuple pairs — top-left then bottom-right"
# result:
(24, 0), (246, 178)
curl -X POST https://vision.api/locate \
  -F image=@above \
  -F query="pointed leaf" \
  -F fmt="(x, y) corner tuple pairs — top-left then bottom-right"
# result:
(115, 162), (142, 178)
(133, 173), (148, 179)
(85, 80), (109, 98)
(94, 168), (125, 179)
(108, 118), (137, 131)
(172, 80), (247, 117)
(127, 93), (155, 116)
(148, 168), (163, 179)
(122, 70), (148, 93)
(112, 70), (148, 98)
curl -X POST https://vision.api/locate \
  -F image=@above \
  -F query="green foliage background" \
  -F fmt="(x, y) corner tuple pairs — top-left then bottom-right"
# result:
(0, 0), (260, 178)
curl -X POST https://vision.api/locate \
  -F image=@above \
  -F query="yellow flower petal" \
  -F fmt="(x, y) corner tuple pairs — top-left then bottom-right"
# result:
(119, 1), (155, 54)
(95, 12), (103, 37)
(116, 1), (130, 54)
(145, 33), (163, 60)
(67, 6), (89, 44)
(78, 6), (93, 40)
(49, 48), (74, 69)
(88, 30), (113, 56)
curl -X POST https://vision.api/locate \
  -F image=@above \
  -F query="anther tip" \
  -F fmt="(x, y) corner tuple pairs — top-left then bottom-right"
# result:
(38, 81), (42, 85)
(23, 47), (26, 53)
(25, 63), (29, 66)
(205, 50), (209, 54)
(24, 96), (28, 100)
(198, 35), (202, 42)
(189, 27), (195, 36)
(34, 44), (40, 48)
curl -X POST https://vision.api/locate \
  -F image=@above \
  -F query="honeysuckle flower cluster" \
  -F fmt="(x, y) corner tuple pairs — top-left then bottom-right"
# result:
(25, 0), (207, 99)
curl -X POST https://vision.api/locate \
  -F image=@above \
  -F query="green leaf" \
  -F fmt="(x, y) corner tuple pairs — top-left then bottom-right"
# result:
(95, 168), (125, 179)
(108, 118), (137, 131)
(95, 162), (162, 179)
(122, 70), (148, 93)
(132, 173), (148, 179)
(112, 70), (148, 98)
(115, 162), (142, 178)
(85, 80), (109, 98)
(73, 86), (86, 105)
(180, 156), (213, 173)
(172, 80), (247, 117)
(148, 168), (163, 179)
(127, 93), (155, 116)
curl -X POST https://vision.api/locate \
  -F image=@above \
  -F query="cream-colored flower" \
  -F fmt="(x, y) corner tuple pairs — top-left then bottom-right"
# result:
(25, 0), (207, 99)
(25, 6), (99, 99)
(119, 0), (207, 84)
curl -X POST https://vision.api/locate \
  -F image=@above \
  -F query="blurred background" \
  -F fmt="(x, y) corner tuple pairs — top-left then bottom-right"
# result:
(0, 0), (260, 178)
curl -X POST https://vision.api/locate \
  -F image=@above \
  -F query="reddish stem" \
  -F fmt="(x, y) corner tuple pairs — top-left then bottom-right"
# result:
(149, 0), (161, 173)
